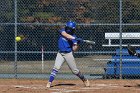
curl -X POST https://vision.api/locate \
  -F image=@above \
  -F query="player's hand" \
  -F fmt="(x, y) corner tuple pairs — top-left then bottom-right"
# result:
(75, 38), (83, 44)
(73, 44), (79, 52)
(75, 38), (83, 42)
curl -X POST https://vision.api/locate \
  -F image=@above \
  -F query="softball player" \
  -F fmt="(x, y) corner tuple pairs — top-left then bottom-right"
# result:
(46, 21), (90, 88)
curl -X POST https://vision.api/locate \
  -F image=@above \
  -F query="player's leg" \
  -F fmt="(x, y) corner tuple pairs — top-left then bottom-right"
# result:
(64, 52), (90, 87)
(47, 52), (65, 88)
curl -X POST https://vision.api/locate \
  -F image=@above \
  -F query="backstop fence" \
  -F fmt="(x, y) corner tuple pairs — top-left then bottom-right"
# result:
(0, 0), (140, 79)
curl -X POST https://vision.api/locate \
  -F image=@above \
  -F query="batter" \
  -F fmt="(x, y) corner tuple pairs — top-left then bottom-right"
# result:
(46, 21), (90, 88)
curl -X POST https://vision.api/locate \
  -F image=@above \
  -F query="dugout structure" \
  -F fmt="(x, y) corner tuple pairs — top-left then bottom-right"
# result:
(104, 48), (140, 79)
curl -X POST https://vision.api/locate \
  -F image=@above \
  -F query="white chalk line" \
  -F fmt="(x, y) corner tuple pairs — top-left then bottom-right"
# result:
(14, 85), (46, 89)
(13, 85), (86, 93)
(13, 84), (99, 93)
(94, 84), (119, 87)
(49, 88), (92, 93)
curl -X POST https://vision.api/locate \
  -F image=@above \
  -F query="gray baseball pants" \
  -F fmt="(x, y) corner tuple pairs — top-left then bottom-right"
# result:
(53, 52), (79, 74)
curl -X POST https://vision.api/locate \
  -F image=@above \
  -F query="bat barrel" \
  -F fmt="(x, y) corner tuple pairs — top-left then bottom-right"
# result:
(83, 40), (95, 44)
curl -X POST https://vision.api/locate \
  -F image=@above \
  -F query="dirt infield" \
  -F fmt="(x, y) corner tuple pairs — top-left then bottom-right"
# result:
(0, 79), (140, 93)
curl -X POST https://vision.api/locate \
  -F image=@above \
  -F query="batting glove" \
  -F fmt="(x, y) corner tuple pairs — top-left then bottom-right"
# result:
(75, 38), (83, 44)
(75, 38), (83, 42)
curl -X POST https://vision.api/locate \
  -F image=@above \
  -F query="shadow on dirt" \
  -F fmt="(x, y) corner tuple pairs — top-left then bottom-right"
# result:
(53, 83), (76, 87)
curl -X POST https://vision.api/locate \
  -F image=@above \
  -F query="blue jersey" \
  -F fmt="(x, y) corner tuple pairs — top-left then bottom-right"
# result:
(58, 28), (77, 52)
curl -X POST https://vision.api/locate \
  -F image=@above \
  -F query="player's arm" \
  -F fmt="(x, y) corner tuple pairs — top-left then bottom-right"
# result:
(61, 31), (75, 40)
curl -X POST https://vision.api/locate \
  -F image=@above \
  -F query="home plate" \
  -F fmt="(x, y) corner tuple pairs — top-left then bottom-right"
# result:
(14, 85), (31, 89)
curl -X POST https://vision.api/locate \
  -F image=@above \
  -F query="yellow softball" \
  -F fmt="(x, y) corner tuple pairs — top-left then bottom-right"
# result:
(15, 36), (21, 42)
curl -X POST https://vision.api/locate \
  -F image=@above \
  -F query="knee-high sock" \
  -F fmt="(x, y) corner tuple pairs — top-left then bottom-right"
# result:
(76, 72), (86, 82)
(49, 68), (58, 82)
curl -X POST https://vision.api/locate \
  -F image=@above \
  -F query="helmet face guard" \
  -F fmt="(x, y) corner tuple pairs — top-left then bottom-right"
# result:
(65, 27), (75, 35)
(66, 21), (76, 29)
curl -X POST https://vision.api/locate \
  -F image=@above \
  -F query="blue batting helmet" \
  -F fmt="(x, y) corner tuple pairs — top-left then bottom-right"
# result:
(66, 21), (76, 29)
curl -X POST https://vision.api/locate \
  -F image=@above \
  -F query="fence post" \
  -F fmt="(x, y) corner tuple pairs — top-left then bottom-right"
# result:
(119, 0), (123, 79)
(14, 0), (18, 79)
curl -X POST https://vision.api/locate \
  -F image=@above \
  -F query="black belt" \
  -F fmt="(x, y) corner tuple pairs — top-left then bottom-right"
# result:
(59, 51), (71, 53)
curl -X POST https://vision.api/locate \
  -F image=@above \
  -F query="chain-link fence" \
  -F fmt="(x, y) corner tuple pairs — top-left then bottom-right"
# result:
(0, 0), (140, 79)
